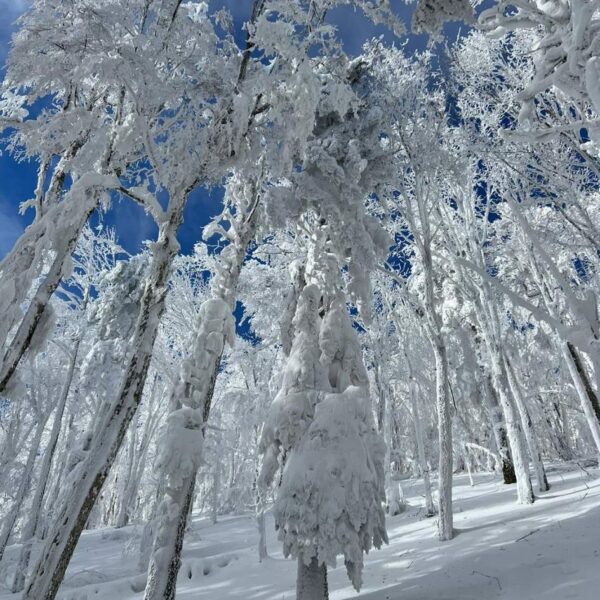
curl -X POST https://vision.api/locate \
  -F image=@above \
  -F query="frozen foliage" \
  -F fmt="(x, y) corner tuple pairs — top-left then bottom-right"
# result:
(261, 279), (387, 592)
(479, 0), (600, 147)
(79, 256), (149, 410)
(276, 385), (387, 591)
(413, 0), (474, 33)
(259, 284), (328, 486)
(320, 297), (369, 391)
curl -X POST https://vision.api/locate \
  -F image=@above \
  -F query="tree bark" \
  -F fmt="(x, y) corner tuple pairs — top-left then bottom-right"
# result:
(477, 292), (534, 505)
(561, 342), (600, 454)
(297, 556), (329, 600)
(505, 358), (549, 493)
(485, 376), (517, 484)
(432, 340), (453, 540)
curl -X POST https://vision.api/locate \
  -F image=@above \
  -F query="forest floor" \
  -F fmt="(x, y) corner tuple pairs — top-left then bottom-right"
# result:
(1, 463), (599, 599)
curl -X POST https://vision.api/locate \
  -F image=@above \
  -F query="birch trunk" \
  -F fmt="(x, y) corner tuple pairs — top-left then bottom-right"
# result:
(567, 343), (600, 427)
(559, 403), (574, 460)
(0, 141), (82, 355)
(412, 186), (453, 539)
(23, 200), (184, 600)
(477, 288), (534, 505)
(211, 466), (220, 525)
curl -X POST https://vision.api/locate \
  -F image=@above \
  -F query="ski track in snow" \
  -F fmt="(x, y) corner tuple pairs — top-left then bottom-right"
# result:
(1, 465), (599, 600)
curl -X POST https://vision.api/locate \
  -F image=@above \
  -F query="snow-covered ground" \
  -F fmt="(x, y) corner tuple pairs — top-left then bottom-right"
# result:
(2, 464), (599, 600)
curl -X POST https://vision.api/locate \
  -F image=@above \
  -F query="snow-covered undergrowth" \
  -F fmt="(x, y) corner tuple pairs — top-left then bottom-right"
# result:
(1, 464), (598, 600)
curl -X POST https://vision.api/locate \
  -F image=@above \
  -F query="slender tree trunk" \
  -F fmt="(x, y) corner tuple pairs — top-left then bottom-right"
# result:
(254, 426), (269, 562)
(561, 342), (600, 454)
(42, 410), (77, 540)
(505, 359), (549, 493)
(478, 298), (534, 505)
(256, 491), (268, 562)
(0, 204), (96, 395)
(0, 406), (29, 493)
(144, 472), (197, 600)
(492, 366), (534, 504)
(409, 380), (436, 516)
(484, 376), (517, 484)
(12, 328), (84, 593)
(559, 403), (574, 460)
(297, 556), (328, 600)
(23, 200), (184, 600)
(211, 465), (220, 525)
(432, 339), (453, 540)
(0, 417), (45, 562)
(0, 141), (83, 354)
(115, 416), (138, 528)
(567, 343), (600, 425)
(465, 450), (475, 487)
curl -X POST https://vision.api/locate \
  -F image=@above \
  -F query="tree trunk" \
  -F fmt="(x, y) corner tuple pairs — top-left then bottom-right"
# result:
(432, 340), (453, 540)
(297, 556), (328, 600)
(485, 376), (517, 484)
(115, 416), (138, 528)
(493, 371), (534, 504)
(505, 359), (549, 493)
(479, 305), (534, 505)
(12, 329), (83, 593)
(143, 342), (223, 600)
(257, 496), (268, 562)
(143, 180), (261, 599)
(144, 472), (197, 600)
(409, 380), (435, 516)
(0, 203), (96, 395)
(211, 465), (220, 525)
(561, 342), (600, 454)
(559, 402), (574, 460)
(567, 343), (600, 426)
(22, 201), (184, 600)
(0, 141), (83, 355)
(0, 417), (45, 562)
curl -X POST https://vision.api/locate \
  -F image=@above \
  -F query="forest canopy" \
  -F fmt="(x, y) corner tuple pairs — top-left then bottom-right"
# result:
(1, 2), (600, 599)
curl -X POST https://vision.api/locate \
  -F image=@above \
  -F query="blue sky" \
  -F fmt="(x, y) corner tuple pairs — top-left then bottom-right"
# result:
(0, 0), (455, 261)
